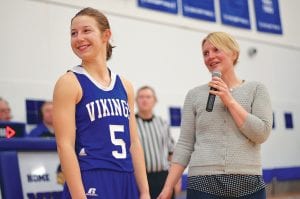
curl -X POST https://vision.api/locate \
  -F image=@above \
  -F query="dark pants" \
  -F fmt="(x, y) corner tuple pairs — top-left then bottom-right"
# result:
(147, 170), (175, 199)
(186, 188), (266, 199)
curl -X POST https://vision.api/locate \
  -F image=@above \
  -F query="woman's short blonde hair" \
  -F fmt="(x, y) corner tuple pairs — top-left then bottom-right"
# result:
(202, 32), (240, 65)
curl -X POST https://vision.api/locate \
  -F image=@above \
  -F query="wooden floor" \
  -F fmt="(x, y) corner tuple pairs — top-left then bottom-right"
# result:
(268, 194), (300, 199)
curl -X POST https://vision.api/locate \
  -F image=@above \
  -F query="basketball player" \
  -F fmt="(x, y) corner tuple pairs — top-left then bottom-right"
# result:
(53, 7), (150, 199)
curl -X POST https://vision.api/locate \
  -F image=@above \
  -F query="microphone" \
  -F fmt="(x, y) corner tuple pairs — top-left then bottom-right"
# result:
(206, 71), (222, 112)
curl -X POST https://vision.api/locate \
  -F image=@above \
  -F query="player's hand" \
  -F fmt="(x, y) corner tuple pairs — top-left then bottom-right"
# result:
(157, 186), (173, 199)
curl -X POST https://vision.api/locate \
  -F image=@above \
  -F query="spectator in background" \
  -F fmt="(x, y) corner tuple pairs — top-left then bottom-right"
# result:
(135, 86), (180, 199)
(0, 97), (12, 121)
(28, 101), (54, 137)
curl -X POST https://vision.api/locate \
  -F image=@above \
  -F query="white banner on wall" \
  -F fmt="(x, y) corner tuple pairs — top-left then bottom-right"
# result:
(18, 152), (63, 199)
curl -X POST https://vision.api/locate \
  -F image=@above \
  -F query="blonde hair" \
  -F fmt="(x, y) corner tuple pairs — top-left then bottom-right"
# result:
(202, 32), (240, 65)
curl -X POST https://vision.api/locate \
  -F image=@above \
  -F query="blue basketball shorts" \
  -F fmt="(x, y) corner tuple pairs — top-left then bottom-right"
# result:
(61, 169), (139, 199)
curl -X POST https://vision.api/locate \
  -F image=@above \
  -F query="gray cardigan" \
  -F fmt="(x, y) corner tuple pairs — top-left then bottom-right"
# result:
(172, 81), (272, 176)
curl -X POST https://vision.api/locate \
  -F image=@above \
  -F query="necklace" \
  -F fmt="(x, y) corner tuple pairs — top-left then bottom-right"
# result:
(229, 80), (245, 92)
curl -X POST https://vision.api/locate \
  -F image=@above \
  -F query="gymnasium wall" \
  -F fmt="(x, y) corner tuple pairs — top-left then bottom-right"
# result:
(0, 0), (300, 187)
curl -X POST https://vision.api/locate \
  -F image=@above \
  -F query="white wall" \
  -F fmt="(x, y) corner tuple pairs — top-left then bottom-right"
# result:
(0, 0), (299, 168)
(35, 0), (300, 47)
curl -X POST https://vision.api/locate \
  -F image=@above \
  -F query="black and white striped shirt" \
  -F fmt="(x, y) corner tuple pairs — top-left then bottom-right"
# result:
(135, 114), (175, 173)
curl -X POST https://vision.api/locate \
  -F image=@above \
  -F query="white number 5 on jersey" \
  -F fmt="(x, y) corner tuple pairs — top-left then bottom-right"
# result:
(109, 125), (127, 159)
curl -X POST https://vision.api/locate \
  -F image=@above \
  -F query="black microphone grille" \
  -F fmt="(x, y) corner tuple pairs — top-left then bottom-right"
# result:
(212, 71), (222, 78)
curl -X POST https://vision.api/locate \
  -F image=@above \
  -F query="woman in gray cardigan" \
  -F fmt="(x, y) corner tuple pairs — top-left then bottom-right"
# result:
(158, 32), (272, 199)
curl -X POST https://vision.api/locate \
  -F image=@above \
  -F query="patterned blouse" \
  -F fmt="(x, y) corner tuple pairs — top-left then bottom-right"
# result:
(188, 174), (265, 197)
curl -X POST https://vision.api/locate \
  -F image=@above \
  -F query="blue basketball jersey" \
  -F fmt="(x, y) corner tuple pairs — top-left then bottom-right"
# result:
(71, 65), (134, 172)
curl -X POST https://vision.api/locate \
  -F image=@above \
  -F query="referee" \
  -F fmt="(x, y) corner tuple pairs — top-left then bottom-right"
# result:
(135, 86), (176, 199)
